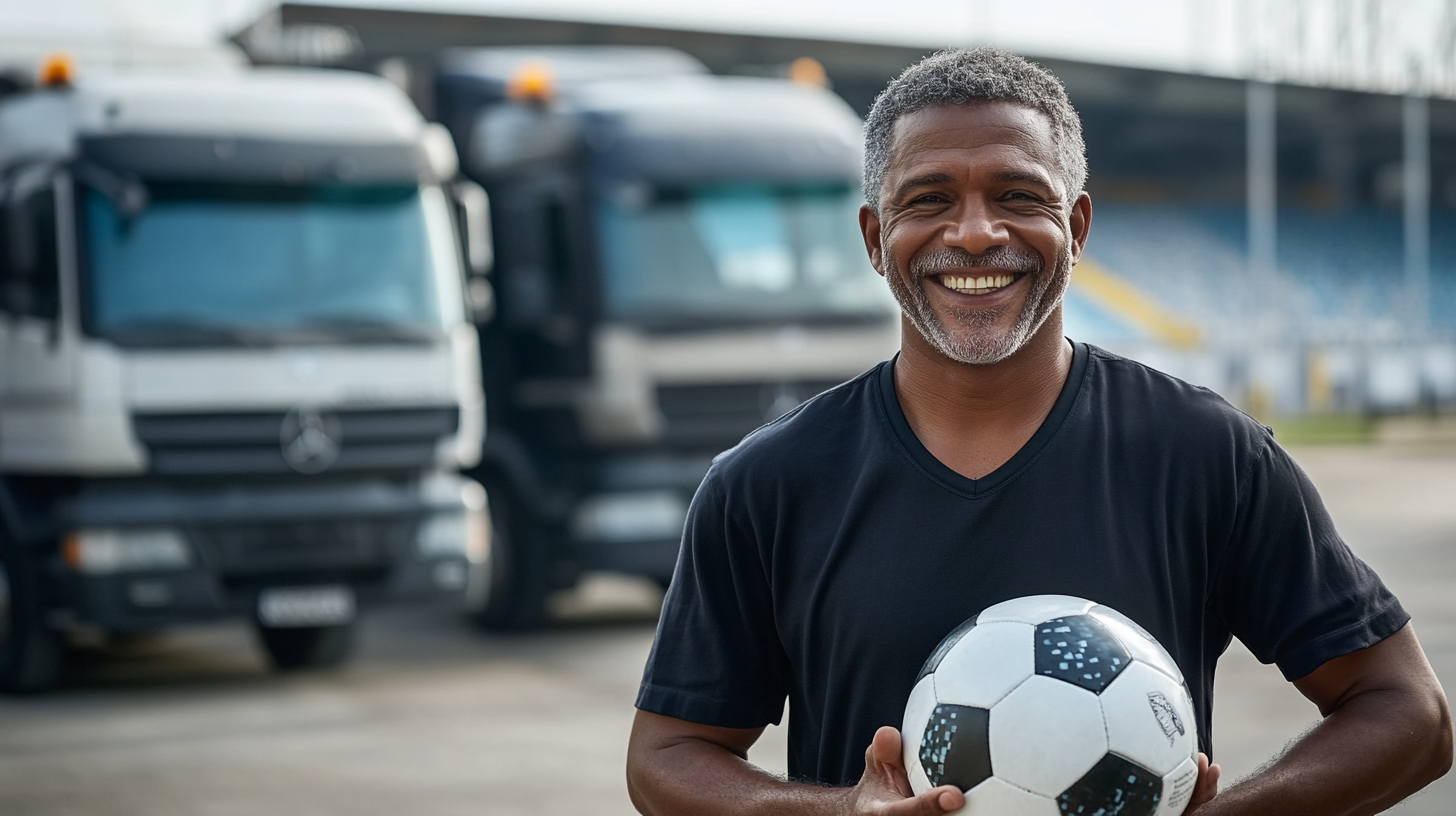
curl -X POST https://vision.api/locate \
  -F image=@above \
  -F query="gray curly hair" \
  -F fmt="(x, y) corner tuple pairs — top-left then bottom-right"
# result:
(863, 47), (1087, 214)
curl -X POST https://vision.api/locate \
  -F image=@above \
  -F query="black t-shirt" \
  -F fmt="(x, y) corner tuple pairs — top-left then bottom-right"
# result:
(636, 342), (1408, 786)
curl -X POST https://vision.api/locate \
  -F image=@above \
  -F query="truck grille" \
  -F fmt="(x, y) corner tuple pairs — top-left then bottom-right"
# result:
(132, 407), (459, 477)
(193, 517), (411, 577)
(655, 380), (845, 446)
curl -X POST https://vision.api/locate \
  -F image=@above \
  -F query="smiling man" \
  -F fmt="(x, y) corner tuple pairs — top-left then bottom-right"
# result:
(626, 48), (1451, 816)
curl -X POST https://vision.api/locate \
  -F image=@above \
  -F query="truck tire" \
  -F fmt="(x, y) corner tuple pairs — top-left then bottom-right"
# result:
(471, 487), (552, 632)
(0, 537), (64, 693)
(254, 621), (355, 671)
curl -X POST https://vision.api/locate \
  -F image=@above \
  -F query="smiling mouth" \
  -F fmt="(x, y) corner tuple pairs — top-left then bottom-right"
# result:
(938, 273), (1017, 295)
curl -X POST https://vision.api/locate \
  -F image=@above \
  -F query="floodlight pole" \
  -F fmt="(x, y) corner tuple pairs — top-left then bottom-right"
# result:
(1246, 80), (1278, 286)
(1403, 93), (1431, 339)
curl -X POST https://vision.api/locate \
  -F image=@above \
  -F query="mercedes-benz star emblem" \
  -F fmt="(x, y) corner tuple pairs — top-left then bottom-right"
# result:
(280, 406), (342, 474)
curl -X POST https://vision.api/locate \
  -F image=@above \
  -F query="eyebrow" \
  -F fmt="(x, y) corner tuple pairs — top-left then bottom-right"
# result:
(892, 168), (1059, 199)
(894, 172), (955, 194)
(992, 170), (1056, 189)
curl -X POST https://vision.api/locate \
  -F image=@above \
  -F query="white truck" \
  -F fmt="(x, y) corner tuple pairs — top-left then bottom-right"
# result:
(0, 55), (489, 691)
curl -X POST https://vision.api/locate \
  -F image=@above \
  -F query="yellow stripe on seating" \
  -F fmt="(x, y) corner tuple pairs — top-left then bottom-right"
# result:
(1071, 259), (1203, 349)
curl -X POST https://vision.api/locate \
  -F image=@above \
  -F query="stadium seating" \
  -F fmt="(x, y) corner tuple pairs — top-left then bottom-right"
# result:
(1075, 203), (1456, 346)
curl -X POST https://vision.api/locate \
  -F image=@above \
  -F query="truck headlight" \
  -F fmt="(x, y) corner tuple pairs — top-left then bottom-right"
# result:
(417, 512), (467, 558)
(63, 528), (192, 574)
(572, 491), (687, 544)
(417, 504), (488, 563)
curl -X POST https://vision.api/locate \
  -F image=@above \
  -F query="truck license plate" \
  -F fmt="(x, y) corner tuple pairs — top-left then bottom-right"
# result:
(257, 585), (355, 627)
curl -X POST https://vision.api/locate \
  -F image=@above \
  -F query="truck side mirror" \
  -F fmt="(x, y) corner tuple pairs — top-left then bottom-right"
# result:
(0, 181), (60, 322)
(452, 180), (493, 277)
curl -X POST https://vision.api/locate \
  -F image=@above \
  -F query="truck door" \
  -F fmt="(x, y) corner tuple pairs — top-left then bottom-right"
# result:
(0, 169), (76, 462)
(492, 178), (592, 382)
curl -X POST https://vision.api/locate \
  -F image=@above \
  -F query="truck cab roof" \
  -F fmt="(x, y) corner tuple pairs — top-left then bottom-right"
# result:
(437, 46), (708, 92)
(438, 47), (863, 184)
(0, 67), (449, 183)
(572, 75), (864, 182)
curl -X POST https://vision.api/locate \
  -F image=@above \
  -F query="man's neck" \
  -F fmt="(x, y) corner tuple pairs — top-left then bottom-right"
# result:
(893, 315), (1074, 480)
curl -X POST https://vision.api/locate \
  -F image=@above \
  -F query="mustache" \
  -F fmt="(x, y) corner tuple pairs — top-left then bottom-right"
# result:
(909, 246), (1043, 278)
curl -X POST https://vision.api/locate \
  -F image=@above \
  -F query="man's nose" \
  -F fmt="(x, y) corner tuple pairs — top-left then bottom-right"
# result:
(940, 198), (1008, 254)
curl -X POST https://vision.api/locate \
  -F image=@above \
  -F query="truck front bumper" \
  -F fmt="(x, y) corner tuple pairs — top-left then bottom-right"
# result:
(567, 453), (714, 584)
(54, 472), (488, 632)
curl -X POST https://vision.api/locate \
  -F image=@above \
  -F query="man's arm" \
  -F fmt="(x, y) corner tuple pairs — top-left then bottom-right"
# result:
(626, 710), (965, 816)
(1200, 624), (1452, 815)
(628, 712), (1218, 816)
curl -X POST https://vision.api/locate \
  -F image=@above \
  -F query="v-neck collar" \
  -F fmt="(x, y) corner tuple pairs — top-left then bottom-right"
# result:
(876, 341), (1091, 498)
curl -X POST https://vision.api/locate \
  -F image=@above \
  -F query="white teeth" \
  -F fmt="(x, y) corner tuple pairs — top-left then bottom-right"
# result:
(943, 273), (1014, 294)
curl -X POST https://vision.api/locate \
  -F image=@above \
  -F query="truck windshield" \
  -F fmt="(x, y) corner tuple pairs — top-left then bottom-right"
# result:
(596, 182), (892, 327)
(83, 182), (462, 346)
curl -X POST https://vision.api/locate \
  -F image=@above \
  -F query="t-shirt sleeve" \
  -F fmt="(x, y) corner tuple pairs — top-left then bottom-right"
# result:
(635, 468), (792, 728)
(1213, 436), (1409, 681)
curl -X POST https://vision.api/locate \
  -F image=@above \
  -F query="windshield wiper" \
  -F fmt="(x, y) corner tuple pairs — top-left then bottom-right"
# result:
(290, 316), (441, 343)
(279, 316), (442, 343)
(73, 162), (150, 217)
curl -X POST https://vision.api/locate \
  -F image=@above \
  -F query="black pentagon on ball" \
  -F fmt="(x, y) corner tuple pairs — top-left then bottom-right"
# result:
(1035, 615), (1131, 693)
(916, 615), (980, 682)
(919, 703), (992, 791)
(1057, 753), (1163, 816)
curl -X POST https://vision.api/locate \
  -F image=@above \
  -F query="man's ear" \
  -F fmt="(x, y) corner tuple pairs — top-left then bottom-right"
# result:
(859, 205), (885, 277)
(1068, 192), (1092, 265)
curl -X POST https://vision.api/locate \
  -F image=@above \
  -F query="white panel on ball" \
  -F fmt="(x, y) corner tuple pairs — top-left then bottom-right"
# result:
(977, 595), (1094, 625)
(1155, 756), (1199, 816)
(907, 753), (930, 797)
(1089, 605), (1185, 684)
(901, 674), (940, 794)
(932, 621), (1034, 708)
(962, 777), (1061, 816)
(1099, 662), (1197, 775)
(988, 675), (1108, 796)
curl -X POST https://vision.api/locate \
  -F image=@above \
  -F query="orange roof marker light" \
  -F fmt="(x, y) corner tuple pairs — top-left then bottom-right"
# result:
(507, 60), (555, 103)
(788, 57), (828, 88)
(37, 52), (76, 88)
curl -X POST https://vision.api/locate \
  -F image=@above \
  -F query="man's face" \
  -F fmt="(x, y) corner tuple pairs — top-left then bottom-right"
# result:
(860, 102), (1091, 365)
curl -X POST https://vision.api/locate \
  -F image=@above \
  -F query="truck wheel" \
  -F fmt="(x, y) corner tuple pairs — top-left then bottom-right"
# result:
(0, 538), (64, 693)
(471, 488), (552, 632)
(254, 622), (355, 671)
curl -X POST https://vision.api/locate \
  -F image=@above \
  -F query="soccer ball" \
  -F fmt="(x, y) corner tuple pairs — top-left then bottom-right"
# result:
(902, 595), (1199, 816)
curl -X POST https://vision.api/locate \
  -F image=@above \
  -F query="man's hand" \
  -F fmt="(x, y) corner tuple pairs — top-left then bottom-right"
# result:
(1185, 752), (1221, 813)
(628, 711), (965, 816)
(842, 726), (964, 815)
(846, 730), (1218, 816)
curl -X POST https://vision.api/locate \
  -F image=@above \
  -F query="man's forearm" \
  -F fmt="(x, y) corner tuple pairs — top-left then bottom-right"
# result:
(628, 735), (849, 816)
(628, 714), (965, 816)
(1197, 684), (1451, 816)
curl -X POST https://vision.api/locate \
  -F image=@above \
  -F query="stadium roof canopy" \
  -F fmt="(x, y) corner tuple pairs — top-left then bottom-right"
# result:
(236, 2), (1456, 210)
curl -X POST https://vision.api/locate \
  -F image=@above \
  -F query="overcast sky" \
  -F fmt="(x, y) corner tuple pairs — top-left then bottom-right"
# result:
(3, 0), (1453, 96)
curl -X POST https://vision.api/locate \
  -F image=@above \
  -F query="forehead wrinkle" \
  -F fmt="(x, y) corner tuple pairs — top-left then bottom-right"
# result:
(884, 107), (1061, 190)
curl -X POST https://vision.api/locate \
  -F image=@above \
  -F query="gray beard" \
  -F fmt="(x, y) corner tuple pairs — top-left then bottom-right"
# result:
(885, 245), (1071, 365)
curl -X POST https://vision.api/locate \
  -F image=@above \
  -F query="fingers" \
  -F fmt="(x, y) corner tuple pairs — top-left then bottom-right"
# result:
(867, 726), (915, 798)
(883, 785), (964, 815)
(1186, 752), (1221, 813)
(856, 728), (965, 814)
(869, 726), (904, 768)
